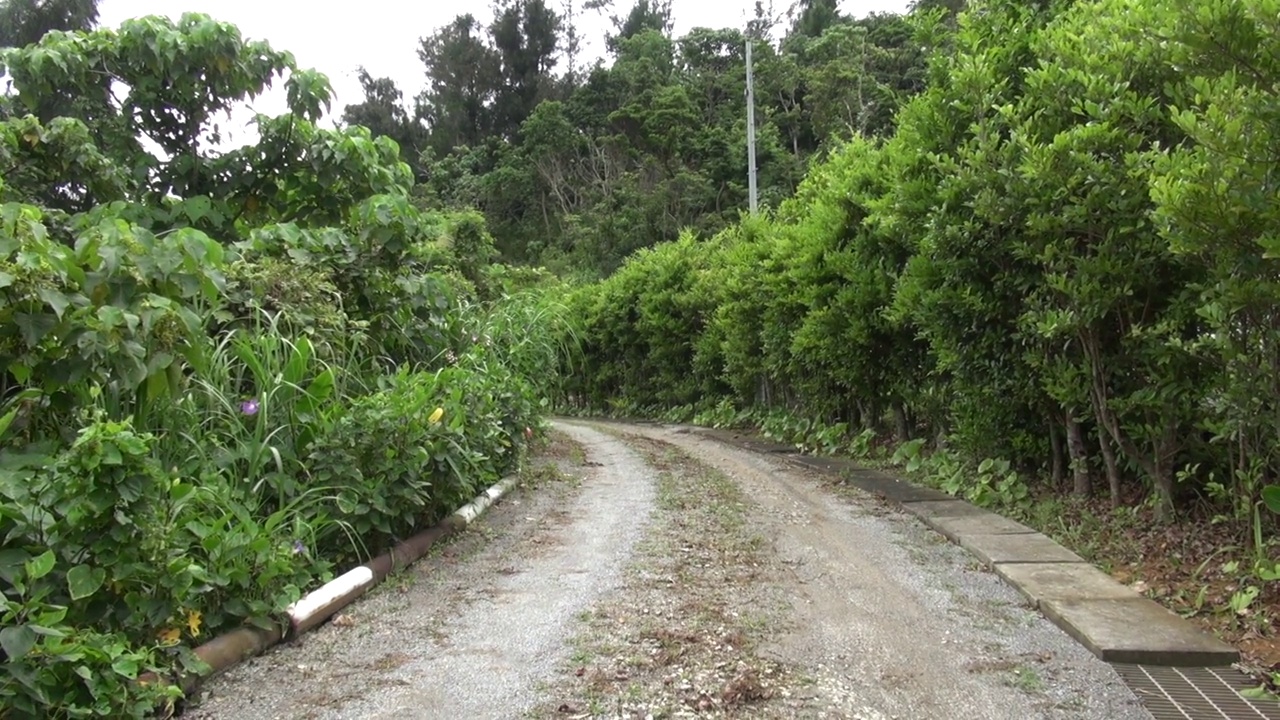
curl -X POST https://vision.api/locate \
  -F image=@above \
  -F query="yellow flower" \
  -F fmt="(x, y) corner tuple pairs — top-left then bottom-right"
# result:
(429, 407), (444, 424)
(186, 609), (203, 637)
(158, 628), (180, 646)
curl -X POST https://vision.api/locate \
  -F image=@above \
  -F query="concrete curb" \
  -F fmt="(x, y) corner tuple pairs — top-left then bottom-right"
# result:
(140, 473), (522, 699)
(692, 425), (1240, 668)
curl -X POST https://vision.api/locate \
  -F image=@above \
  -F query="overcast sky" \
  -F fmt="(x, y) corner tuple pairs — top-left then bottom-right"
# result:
(97, 0), (911, 145)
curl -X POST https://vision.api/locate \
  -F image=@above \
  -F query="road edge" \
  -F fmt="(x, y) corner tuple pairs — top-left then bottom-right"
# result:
(140, 473), (522, 702)
(684, 424), (1240, 668)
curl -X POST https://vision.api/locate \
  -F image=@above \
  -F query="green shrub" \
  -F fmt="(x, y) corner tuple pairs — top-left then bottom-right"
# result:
(0, 13), (567, 716)
(305, 369), (463, 551)
(0, 409), (326, 711)
(218, 257), (354, 360)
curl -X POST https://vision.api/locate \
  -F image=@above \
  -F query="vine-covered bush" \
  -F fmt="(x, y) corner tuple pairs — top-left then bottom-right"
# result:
(0, 14), (567, 717)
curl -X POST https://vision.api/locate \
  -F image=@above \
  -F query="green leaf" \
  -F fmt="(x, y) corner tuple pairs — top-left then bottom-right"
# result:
(0, 624), (37, 661)
(35, 287), (70, 319)
(14, 313), (56, 346)
(184, 196), (212, 223)
(0, 407), (18, 441)
(1262, 486), (1280, 515)
(111, 656), (139, 678)
(67, 564), (106, 601)
(25, 549), (55, 580)
(8, 363), (31, 384)
(1239, 685), (1276, 700)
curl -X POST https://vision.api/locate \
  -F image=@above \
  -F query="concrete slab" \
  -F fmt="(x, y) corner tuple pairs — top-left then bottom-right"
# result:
(904, 499), (991, 518)
(853, 480), (953, 504)
(916, 510), (1035, 543)
(959, 533), (1084, 567)
(696, 428), (798, 456)
(735, 437), (797, 454)
(842, 467), (896, 482)
(1041, 597), (1240, 666)
(693, 421), (1242, 669)
(786, 455), (850, 473)
(995, 562), (1137, 607)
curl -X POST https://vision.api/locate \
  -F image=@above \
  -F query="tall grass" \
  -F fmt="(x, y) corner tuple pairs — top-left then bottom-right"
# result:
(471, 289), (578, 402)
(145, 309), (379, 559)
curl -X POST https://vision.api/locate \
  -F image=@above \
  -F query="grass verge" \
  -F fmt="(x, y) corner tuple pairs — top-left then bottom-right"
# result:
(528, 432), (798, 719)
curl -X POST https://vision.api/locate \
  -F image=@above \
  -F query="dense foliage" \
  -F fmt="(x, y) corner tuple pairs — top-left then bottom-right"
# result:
(11, 0), (1280, 712)
(0, 12), (567, 717)
(563, 0), (1280, 552)
(341, 0), (936, 276)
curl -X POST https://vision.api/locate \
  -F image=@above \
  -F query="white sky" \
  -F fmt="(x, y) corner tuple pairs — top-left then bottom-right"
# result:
(96, 0), (911, 146)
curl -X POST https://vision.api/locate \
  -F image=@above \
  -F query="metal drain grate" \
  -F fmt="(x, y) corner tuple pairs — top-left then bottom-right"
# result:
(1113, 664), (1280, 719)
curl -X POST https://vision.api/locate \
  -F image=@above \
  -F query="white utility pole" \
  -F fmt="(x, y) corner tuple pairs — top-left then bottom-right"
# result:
(745, 36), (759, 215)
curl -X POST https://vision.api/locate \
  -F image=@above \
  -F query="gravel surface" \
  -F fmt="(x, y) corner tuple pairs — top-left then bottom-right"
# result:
(529, 430), (802, 718)
(183, 420), (1155, 720)
(183, 425), (656, 719)
(621, 423), (1153, 720)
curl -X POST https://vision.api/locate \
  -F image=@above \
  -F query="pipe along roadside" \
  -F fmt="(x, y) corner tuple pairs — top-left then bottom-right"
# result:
(137, 474), (522, 700)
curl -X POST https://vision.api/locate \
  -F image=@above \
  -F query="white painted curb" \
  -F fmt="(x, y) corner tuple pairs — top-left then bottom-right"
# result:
(283, 474), (521, 637)
(452, 475), (521, 527)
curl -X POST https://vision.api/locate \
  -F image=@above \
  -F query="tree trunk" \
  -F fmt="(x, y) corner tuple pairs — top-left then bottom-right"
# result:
(1152, 421), (1179, 522)
(1066, 415), (1091, 496)
(892, 400), (912, 442)
(1083, 330), (1160, 492)
(1098, 429), (1122, 509)
(1050, 416), (1065, 486)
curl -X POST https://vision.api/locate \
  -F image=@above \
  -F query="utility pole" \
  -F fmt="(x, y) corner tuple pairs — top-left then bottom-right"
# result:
(745, 35), (758, 215)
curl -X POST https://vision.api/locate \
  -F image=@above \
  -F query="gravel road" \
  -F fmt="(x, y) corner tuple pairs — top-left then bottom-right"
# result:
(183, 420), (1152, 719)
(620, 423), (1152, 719)
(185, 424), (655, 719)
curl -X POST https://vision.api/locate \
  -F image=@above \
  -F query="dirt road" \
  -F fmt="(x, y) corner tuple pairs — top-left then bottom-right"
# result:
(184, 421), (1151, 719)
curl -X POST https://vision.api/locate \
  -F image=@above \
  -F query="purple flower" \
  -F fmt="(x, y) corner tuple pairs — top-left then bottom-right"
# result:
(241, 398), (260, 416)
(292, 540), (306, 555)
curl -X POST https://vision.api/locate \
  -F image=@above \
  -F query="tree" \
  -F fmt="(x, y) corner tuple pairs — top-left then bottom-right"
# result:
(787, 0), (842, 41)
(605, 0), (672, 54)
(489, 0), (562, 138)
(410, 0), (933, 273)
(417, 14), (500, 158)
(342, 69), (425, 176)
(748, 0), (782, 40)
(0, 0), (100, 121)
(909, 0), (966, 17)
(0, 0), (97, 49)
(1149, 0), (1280, 520)
(0, 13), (409, 235)
(800, 14), (924, 142)
(559, 0), (585, 86)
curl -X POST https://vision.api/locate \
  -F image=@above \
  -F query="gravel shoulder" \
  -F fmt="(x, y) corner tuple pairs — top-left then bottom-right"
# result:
(183, 425), (654, 719)
(562, 422), (1154, 720)
(182, 420), (1154, 720)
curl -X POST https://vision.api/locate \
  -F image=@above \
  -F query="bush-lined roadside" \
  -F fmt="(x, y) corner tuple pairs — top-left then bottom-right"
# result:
(0, 16), (570, 717)
(555, 0), (1280, 690)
